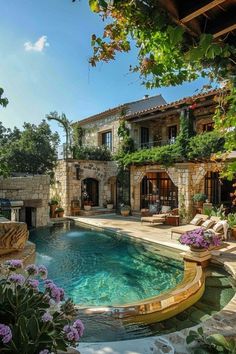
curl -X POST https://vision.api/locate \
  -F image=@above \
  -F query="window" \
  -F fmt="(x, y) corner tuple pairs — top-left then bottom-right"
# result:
(202, 122), (214, 132)
(168, 125), (177, 143)
(140, 127), (149, 148)
(102, 131), (112, 150)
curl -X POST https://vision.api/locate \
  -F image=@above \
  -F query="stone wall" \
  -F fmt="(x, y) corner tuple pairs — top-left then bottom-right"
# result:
(81, 112), (122, 153)
(51, 160), (118, 215)
(0, 175), (50, 227)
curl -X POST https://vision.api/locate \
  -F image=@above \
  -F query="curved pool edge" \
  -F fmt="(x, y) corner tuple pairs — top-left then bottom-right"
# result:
(77, 261), (205, 324)
(77, 249), (236, 354)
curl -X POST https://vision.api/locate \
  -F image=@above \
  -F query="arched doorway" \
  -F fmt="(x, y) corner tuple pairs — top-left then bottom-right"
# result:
(81, 178), (99, 207)
(140, 172), (178, 210)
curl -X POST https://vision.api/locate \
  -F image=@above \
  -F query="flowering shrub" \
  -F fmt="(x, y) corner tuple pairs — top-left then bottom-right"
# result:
(0, 259), (84, 354)
(179, 228), (222, 249)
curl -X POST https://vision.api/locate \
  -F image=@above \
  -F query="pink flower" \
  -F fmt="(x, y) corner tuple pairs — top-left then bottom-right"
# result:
(73, 319), (84, 338)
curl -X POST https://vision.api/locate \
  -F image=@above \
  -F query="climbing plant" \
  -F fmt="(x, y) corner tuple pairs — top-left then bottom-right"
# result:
(117, 118), (135, 157)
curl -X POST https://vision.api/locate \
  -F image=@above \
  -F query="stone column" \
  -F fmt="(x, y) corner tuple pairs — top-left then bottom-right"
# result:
(11, 208), (20, 222)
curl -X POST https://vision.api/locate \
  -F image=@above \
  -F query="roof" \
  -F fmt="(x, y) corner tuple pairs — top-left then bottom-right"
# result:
(74, 94), (166, 126)
(159, 0), (236, 45)
(125, 88), (222, 120)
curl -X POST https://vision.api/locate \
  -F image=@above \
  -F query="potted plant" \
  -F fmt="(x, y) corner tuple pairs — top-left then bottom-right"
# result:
(192, 193), (207, 207)
(227, 213), (236, 239)
(83, 200), (92, 211)
(48, 198), (59, 218)
(120, 204), (131, 217)
(106, 200), (114, 210)
(55, 207), (64, 218)
(179, 228), (222, 256)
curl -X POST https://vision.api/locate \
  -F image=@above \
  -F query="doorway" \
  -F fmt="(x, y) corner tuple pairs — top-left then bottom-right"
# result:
(82, 178), (99, 206)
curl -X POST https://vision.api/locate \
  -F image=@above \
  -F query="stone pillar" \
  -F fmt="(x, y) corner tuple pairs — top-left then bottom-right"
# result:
(11, 208), (20, 222)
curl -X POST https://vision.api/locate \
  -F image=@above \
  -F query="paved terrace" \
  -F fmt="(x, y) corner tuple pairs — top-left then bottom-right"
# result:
(69, 214), (236, 354)
(72, 214), (188, 251)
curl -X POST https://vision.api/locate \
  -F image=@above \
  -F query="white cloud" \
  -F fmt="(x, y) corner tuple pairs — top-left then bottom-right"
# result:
(24, 35), (49, 52)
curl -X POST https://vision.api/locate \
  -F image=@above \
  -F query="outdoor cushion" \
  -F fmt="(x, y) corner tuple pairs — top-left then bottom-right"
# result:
(201, 219), (216, 229)
(213, 221), (224, 232)
(190, 216), (202, 226)
(161, 205), (171, 213)
(149, 204), (157, 214)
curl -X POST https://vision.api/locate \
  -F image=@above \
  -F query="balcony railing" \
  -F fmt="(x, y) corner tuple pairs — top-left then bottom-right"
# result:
(138, 138), (177, 150)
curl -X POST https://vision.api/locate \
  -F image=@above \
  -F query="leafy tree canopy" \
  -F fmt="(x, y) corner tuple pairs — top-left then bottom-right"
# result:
(0, 120), (59, 177)
(87, 0), (236, 88)
(0, 88), (8, 108)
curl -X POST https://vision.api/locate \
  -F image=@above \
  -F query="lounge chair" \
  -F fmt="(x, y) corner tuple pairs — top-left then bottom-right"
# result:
(141, 213), (168, 225)
(170, 214), (210, 239)
(141, 207), (178, 225)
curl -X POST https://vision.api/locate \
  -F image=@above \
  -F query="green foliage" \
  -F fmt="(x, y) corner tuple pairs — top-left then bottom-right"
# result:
(188, 131), (225, 160)
(0, 261), (83, 354)
(192, 193), (207, 202)
(73, 144), (112, 161)
(0, 88), (8, 107)
(119, 143), (181, 167)
(186, 327), (236, 353)
(87, 1), (235, 88)
(175, 108), (195, 158)
(0, 120), (59, 177)
(203, 205), (225, 219)
(72, 123), (85, 147)
(116, 119), (135, 157)
(227, 213), (236, 228)
(117, 129), (225, 167)
(46, 112), (72, 159)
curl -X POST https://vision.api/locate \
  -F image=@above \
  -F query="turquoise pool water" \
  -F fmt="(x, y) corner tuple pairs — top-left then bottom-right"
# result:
(30, 223), (184, 306)
(30, 223), (235, 342)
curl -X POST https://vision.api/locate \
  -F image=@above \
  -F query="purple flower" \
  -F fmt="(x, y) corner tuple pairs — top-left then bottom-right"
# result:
(63, 325), (80, 342)
(0, 324), (12, 344)
(44, 280), (65, 303)
(41, 312), (53, 322)
(5, 259), (23, 270)
(38, 265), (48, 279)
(9, 273), (25, 285)
(73, 319), (84, 337)
(27, 279), (39, 290)
(179, 228), (222, 249)
(25, 264), (38, 276)
(39, 350), (50, 354)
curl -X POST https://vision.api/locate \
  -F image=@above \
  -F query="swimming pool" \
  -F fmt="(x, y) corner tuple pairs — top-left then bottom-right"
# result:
(30, 223), (235, 342)
(30, 223), (184, 306)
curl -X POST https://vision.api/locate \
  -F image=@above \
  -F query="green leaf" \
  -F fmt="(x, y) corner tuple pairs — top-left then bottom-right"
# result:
(89, 0), (100, 12)
(28, 314), (40, 340)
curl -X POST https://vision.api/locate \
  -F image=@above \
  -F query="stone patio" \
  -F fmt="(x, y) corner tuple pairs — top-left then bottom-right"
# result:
(69, 214), (236, 354)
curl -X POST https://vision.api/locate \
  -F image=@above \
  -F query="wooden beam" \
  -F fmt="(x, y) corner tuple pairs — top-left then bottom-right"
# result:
(180, 0), (227, 23)
(213, 23), (236, 38)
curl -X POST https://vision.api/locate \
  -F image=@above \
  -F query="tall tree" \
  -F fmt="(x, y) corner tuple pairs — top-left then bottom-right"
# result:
(0, 120), (59, 177)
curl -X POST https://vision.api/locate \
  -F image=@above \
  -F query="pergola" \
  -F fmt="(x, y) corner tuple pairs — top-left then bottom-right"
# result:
(159, 0), (236, 45)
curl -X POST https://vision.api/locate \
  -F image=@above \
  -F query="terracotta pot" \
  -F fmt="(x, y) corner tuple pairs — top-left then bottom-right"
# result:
(189, 246), (210, 258)
(57, 211), (64, 218)
(84, 205), (92, 211)
(50, 204), (58, 218)
(232, 228), (236, 240)
(121, 209), (130, 217)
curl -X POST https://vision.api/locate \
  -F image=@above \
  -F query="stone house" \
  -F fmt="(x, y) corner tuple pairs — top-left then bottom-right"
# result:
(54, 90), (235, 218)
(0, 175), (50, 227)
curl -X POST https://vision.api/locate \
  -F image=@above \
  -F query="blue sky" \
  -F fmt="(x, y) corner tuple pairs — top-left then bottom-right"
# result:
(0, 0), (212, 139)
